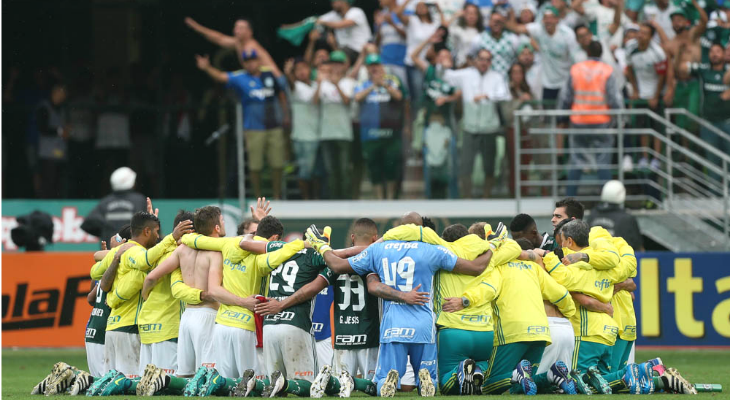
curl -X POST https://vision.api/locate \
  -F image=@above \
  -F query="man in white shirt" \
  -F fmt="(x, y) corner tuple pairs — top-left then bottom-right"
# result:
(507, 6), (581, 102)
(642, 0), (680, 42)
(446, 49), (512, 199)
(471, 12), (522, 78)
(318, 0), (373, 62)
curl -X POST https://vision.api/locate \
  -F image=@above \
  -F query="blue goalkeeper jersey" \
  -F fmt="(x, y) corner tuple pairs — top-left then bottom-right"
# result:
(348, 241), (457, 344)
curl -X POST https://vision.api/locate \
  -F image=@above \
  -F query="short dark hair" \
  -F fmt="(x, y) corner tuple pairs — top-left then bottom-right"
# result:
(561, 220), (590, 247)
(554, 218), (571, 238)
(255, 216), (284, 239)
(510, 214), (536, 232)
(174, 210), (194, 229)
(574, 24), (589, 35)
(118, 224), (132, 241)
(422, 216), (437, 231)
(516, 238), (535, 250)
(468, 222), (487, 239)
(710, 42), (725, 52)
(587, 40), (603, 58)
(130, 212), (160, 236)
(442, 224), (469, 242)
(194, 206), (222, 236)
(641, 22), (656, 37)
(555, 198), (585, 220)
(353, 218), (378, 240)
(237, 218), (259, 236)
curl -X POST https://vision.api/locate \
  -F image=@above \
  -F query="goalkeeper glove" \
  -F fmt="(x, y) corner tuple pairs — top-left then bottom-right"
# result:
(306, 224), (333, 255)
(487, 222), (508, 250)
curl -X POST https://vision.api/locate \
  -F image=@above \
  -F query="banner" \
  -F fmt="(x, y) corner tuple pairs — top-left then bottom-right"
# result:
(2, 252), (94, 347)
(2, 250), (729, 347)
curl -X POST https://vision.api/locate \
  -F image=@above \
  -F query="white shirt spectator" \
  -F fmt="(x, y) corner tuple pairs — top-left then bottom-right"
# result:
(291, 81), (319, 142)
(583, 0), (630, 48)
(449, 24), (481, 67)
(404, 15), (440, 66)
(642, 2), (680, 41)
(318, 78), (356, 141)
(625, 38), (667, 99)
(446, 67), (512, 133)
(320, 8), (373, 53)
(526, 22), (581, 89)
(470, 30), (522, 77)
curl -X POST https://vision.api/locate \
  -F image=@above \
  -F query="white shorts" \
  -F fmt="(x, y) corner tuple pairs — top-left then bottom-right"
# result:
(628, 341), (636, 364)
(213, 324), (257, 379)
(333, 347), (378, 379)
(263, 324), (317, 381)
(139, 341), (178, 376)
(85, 342), (107, 377)
(104, 331), (141, 377)
(316, 338), (333, 369)
(401, 357), (415, 386)
(256, 347), (266, 380)
(177, 307), (217, 376)
(538, 317), (575, 374)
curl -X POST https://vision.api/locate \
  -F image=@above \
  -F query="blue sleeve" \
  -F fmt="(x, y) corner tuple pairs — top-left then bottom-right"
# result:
(354, 81), (370, 94)
(348, 247), (375, 276)
(433, 245), (458, 272)
(226, 72), (246, 94)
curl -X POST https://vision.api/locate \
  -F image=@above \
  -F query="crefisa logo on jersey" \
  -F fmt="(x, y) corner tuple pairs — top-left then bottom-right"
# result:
(383, 327), (416, 339)
(2, 276), (90, 331)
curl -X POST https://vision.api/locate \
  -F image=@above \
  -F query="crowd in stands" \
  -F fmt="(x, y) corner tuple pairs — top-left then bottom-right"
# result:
(5, 0), (730, 201)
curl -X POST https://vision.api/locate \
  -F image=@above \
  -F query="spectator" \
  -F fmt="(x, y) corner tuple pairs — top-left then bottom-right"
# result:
(318, 0), (373, 62)
(586, 180), (644, 251)
(517, 43), (542, 100)
(375, 0), (408, 86)
(574, 24), (624, 87)
(701, 6), (730, 66)
(504, 62), (535, 196)
(573, 0), (626, 47)
(626, 22), (671, 170)
(195, 50), (288, 199)
(449, 3), (484, 68)
(471, 12), (521, 78)
(95, 68), (131, 195)
(446, 48), (511, 198)
(81, 167), (146, 242)
(396, 0), (443, 111)
(185, 17), (281, 74)
(315, 51), (356, 199)
(304, 29), (336, 78)
(559, 40), (621, 196)
(641, 0), (679, 40)
(410, 31), (461, 198)
(67, 69), (96, 199)
(507, 6), (581, 103)
(36, 82), (69, 198)
(682, 43), (730, 182)
(538, 0), (588, 29)
(517, 2), (538, 24)
(354, 54), (408, 199)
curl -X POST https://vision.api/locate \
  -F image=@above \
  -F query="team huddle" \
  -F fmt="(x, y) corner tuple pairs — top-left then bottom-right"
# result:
(31, 197), (698, 397)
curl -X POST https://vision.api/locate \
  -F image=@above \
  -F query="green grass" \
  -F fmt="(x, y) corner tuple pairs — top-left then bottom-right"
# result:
(2, 349), (730, 399)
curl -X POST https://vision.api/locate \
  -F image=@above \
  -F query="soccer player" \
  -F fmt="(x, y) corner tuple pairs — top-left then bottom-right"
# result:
(551, 197), (585, 229)
(141, 206), (225, 378)
(306, 224), (494, 397)
(510, 213), (559, 251)
(179, 215), (305, 382)
(441, 249), (578, 396)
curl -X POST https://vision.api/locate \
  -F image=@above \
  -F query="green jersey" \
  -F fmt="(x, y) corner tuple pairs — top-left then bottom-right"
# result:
(690, 62), (730, 122)
(319, 267), (380, 350)
(701, 25), (730, 66)
(540, 233), (559, 251)
(85, 283), (110, 345)
(423, 64), (456, 124)
(264, 242), (326, 333)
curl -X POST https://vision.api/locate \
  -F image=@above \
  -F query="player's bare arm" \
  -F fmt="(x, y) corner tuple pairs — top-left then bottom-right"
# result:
(451, 250), (493, 276)
(255, 275), (328, 316)
(614, 278), (637, 293)
(365, 274), (429, 305)
(207, 257), (260, 310)
(571, 292), (613, 316)
(185, 17), (238, 48)
(87, 283), (98, 306)
(99, 243), (135, 292)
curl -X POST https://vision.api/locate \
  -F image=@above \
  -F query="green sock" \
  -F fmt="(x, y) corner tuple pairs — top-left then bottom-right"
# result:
(250, 378), (269, 396)
(653, 376), (664, 391)
(284, 379), (312, 396)
(168, 376), (188, 391)
(126, 377), (141, 394)
(326, 376), (341, 393)
(354, 378), (377, 396)
(532, 372), (555, 394)
(214, 378), (239, 395)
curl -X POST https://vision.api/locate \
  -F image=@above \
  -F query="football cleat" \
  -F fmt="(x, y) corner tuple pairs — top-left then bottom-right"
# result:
(647, 357), (665, 376)
(310, 365), (332, 398)
(86, 369), (119, 396)
(511, 360), (537, 396)
(199, 368), (225, 397)
(584, 366), (611, 395)
(418, 368), (436, 397)
(100, 371), (131, 396)
(140, 366), (167, 396)
(46, 367), (76, 395)
(338, 370), (354, 398)
(232, 369), (256, 397)
(622, 364), (640, 395)
(184, 366), (209, 397)
(548, 361), (577, 395)
(637, 362), (655, 394)
(569, 370), (592, 395)
(661, 367), (697, 395)
(473, 365), (484, 395)
(457, 359), (476, 395)
(31, 373), (52, 395)
(136, 364), (157, 396)
(266, 371), (286, 398)
(379, 370), (399, 398)
(70, 370), (93, 395)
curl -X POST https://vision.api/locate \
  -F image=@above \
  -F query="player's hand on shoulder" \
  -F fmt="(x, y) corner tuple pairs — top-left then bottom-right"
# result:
(254, 298), (282, 316)
(238, 294), (261, 311)
(401, 284), (430, 306)
(172, 219), (195, 241)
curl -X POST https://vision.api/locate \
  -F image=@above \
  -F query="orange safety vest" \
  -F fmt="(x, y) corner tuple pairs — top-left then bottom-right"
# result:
(570, 59), (613, 125)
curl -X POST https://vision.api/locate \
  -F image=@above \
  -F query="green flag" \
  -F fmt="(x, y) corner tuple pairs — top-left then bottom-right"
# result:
(277, 16), (318, 46)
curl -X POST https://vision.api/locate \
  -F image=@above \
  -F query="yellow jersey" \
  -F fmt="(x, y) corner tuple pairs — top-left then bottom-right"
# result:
(106, 235), (177, 332)
(90, 245), (125, 280)
(463, 260), (575, 346)
(170, 267), (205, 305)
(137, 251), (181, 344)
(181, 234), (304, 332)
(382, 224), (522, 332)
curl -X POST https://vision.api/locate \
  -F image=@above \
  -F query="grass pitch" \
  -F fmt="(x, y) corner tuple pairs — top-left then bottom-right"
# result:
(2, 348), (729, 399)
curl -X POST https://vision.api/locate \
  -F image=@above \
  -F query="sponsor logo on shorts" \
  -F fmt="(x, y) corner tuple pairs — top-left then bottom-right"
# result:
(335, 334), (368, 345)
(595, 279), (611, 291)
(383, 327), (416, 339)
(460, 314), (490, 324)
(527, 325), (549, 334)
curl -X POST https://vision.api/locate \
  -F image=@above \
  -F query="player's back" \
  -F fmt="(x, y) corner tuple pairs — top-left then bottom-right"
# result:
(177, 246), (219, 309)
